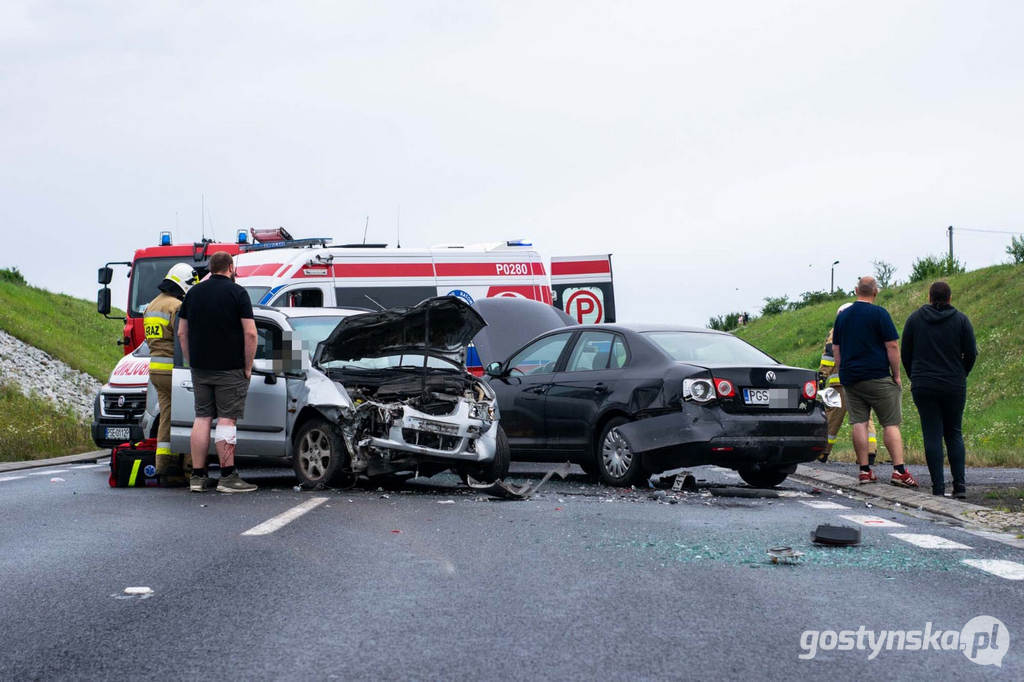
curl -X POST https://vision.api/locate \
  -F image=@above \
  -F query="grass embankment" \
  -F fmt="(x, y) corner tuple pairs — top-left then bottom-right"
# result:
(0, 276), (125, 461)
(0, 384), (93, 462)
(734, 263), (1024, 467)
(0, 279), (124, 382)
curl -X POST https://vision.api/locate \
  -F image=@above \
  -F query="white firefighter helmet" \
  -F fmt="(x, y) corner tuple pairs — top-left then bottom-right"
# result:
(836, 302), (853, 315)
(165, 262), (199, 294)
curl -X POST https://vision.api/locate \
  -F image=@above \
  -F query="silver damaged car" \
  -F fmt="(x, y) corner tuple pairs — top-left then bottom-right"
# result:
(168, 297), (509, 488)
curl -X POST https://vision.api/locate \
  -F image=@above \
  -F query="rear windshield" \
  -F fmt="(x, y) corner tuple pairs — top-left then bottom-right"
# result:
(644, 331), (777, 365)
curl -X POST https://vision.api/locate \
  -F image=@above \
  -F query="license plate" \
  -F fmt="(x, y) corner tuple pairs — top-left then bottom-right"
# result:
(105, 427), (131, 441)
(743, 388), (770, 405)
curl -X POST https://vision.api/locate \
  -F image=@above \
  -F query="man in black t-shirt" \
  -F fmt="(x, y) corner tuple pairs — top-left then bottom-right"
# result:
(177, 251), (258, 493)
(833, 276), (918, 488)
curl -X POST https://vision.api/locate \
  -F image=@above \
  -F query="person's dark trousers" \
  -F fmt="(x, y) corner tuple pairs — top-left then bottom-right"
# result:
(912, 386), (967, 495)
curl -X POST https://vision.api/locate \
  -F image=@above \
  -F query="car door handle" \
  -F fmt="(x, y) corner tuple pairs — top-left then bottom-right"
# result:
(593, 383), (609, 394)
(525, 385), (548, 395)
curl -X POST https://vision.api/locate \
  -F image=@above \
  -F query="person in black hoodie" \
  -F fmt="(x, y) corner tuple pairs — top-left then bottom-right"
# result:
(901, 281), (978, 498)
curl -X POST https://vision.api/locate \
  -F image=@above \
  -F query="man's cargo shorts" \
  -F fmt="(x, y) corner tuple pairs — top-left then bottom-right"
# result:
(190, 368), (249, 419)
(844, 376), (902, 427)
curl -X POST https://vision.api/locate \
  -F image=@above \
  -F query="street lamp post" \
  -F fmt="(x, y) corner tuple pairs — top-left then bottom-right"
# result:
(830, 260), (840, 293)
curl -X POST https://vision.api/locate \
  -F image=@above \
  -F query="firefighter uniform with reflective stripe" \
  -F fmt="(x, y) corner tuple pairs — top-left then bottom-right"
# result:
(820, 327), (878, 460)
(144, 292), (186, 483)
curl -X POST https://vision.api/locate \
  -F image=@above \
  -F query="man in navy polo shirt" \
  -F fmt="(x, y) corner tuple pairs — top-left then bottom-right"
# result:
(833, 276), (918, 487)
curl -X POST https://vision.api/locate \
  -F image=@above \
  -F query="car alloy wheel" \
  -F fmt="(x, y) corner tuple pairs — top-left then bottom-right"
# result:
(602, 428), (633, 479)
(297, 427), (333, 482)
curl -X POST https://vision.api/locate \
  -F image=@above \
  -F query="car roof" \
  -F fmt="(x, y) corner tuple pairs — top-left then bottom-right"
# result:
(550, 323), (729, 336)
(252, 305), (367, 319)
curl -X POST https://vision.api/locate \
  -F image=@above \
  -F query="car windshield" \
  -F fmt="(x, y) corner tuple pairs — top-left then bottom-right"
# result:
(244, 286), (271, 305)
(288, 316), (345, 354)
(129, 257), (185, 315)
(644, 331), (777, 365)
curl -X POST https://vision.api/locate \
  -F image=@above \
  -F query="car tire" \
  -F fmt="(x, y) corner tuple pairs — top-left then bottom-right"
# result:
(738, 468), (789, 488)
(597, 416), (645, 487)
(466, 425), (511, 484)
(293, 418), (349, 489)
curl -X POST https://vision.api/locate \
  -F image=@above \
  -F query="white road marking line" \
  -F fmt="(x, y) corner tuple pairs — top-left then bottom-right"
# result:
(708, 466), (737, 475)
(890, 533), (971, 550)
(0, 475), (27, 483)
(71, 464), (106, 469)
(26, 469), (70, 476)
(962, 559), (1024, 581)
(242, 497), (328, 536)
(777, 491), (810, 498)
(838, 514), (905, 528)
(800, 500), (850, 510)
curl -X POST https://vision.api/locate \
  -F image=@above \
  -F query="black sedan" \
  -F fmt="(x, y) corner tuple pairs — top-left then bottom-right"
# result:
(484, 324), (827, 487)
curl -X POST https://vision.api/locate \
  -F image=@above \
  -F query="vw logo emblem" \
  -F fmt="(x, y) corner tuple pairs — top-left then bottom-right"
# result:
(117, 395), (126, 407)
(765, 371), (776, 383)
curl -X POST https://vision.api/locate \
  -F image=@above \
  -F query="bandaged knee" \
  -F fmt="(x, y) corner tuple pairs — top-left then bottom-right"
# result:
(214, 423), (237, 444)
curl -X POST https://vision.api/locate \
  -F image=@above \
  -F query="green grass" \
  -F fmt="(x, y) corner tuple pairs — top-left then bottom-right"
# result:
(0, 383), (94, 462)
(735, 262), (1024, 467)
(0, 279), (125, 382)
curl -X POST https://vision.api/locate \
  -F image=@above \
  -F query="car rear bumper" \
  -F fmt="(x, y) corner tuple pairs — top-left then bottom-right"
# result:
(615, 404), (828, 472)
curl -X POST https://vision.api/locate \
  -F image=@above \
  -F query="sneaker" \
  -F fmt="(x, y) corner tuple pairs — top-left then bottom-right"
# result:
(858, 469), (878, 484)
(953, 486), (967, 500)
(890, 470), (919, 488)
(189, 474), (215, 492)
(216, 472), (257, 493)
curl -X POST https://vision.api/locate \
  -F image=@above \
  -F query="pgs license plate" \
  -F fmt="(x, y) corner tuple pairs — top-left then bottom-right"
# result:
(105, 427), (131, 441)
(743, 388), (770, 405)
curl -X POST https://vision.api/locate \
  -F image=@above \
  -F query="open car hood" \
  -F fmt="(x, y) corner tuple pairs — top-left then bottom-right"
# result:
(314, 296), (487, 366)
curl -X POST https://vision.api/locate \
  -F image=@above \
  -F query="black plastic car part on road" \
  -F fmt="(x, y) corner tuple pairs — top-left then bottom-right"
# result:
(485, 324), (827, 487)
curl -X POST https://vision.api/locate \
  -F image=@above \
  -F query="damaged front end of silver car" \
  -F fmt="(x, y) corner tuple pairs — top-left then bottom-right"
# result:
(306, 297), (504, 485)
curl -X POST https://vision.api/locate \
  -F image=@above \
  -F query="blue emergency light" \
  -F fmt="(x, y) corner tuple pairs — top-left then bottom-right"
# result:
(159, 231), (172, 246)
(237, 229), (248, 244)
(506, 239), (533, 247)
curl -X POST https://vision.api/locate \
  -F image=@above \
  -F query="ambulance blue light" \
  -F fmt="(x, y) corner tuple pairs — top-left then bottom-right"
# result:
(159, 231), (172, 246)
(237, 230), (248, 244)
(506, 239), (532, 247)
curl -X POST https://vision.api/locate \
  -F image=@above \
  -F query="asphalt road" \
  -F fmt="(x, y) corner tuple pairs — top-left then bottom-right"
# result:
(1, 461), (1023, 680)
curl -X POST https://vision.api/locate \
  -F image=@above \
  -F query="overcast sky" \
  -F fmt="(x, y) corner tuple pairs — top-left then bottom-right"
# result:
(2, 0), (1022, 325)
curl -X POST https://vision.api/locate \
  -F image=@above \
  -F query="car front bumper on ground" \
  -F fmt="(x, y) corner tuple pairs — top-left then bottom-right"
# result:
(615, 403), (828, 472)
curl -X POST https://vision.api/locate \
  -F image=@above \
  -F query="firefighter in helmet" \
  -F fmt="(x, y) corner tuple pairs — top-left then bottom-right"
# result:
(144, 262), (198, 486)
(817, 302), (879, 464)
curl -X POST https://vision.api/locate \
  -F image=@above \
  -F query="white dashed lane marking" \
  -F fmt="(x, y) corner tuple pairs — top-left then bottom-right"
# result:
(242, 497), (328, 536)
(890, 533), (972, 550)
(838, 514), (905, 528)
(26, 469), (70, 476)
(962, 559), (1024, 581)
(0, 475), (27, 483)
(800, 500), (850, 510)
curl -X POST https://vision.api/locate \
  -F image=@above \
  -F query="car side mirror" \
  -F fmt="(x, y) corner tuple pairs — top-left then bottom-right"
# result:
(485, 361), (504, 377)
(97, 287), (111, 315)
(98, 266), (113, 285)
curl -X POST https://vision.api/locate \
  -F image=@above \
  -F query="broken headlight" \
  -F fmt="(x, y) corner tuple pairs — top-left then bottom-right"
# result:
(469, 402), (495, 421)
(682, 378), (716, 404)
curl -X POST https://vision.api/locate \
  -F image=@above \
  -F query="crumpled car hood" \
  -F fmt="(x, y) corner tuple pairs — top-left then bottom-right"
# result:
(314, 296), (487, 365)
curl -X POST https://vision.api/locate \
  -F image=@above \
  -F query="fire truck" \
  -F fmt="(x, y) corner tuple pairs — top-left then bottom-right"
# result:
(91, 228), (615, 449)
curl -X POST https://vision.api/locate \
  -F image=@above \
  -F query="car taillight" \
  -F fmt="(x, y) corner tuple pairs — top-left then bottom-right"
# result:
(713, 378), (735, 398)
(803, 380), (817, 399)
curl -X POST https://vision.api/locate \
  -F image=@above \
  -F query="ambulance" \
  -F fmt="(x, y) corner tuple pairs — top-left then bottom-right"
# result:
(91, 228), (615, 448)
